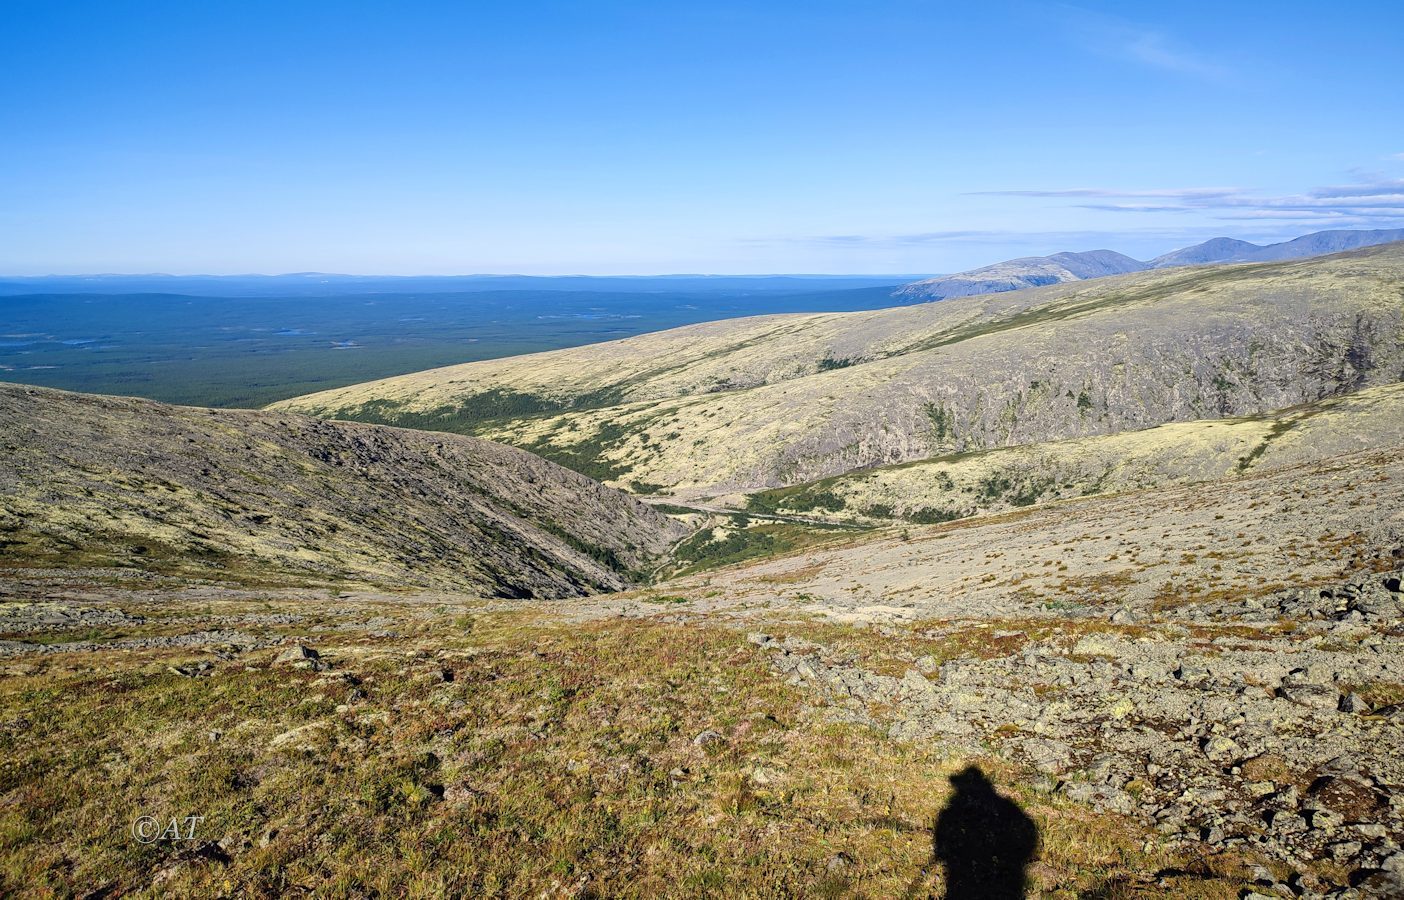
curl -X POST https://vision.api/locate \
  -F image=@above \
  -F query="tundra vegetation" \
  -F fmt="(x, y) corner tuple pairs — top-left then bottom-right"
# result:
(273, 245), (1404, 502)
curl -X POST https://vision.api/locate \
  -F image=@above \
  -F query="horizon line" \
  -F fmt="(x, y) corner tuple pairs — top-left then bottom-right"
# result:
(0, 271), (940, 280)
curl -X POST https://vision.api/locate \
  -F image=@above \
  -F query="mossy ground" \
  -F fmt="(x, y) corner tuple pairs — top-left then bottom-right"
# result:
(667, 520), (862, 578)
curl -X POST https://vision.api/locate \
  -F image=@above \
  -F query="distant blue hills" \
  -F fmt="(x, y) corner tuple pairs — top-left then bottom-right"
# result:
(5, 227), (1401, 303)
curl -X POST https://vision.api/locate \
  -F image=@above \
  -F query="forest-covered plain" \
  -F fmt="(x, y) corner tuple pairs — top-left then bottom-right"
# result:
(0, 284), (902, 407)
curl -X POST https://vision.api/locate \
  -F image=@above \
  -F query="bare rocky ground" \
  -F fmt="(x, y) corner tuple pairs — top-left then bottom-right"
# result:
(742, 565), (1404, 899)
(583, 446), (1404, 627)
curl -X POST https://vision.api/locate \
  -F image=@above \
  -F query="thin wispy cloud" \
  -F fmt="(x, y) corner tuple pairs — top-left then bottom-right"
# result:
(755, 173), (1404, 256)
(749, 227), (1245, 249)
(971, 188), (1241, 200)
(1051, 5), (1232, 81)
(1211, 209), (1404, 221)
(1075, 204), (1198, 214)
(988, 174), (1404, 226)
(1307, 178), (1404, 200)
(744, 231), (994, 247)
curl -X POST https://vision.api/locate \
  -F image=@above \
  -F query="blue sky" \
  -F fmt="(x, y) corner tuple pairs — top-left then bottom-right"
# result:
(2, 0), (1402, 274)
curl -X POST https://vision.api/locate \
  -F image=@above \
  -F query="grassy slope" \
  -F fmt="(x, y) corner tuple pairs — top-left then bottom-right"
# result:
(272, 245), (1404, 498)
(5, 398), (1400, 898)
(0, 598), (1252, 898)
(0, 384), (684, 597)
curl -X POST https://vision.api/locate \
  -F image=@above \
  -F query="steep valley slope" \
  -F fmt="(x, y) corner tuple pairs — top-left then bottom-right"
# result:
(0, 384), (685, 596)
(740, 380), (1404, 523)
(274, 244), (1404, 499)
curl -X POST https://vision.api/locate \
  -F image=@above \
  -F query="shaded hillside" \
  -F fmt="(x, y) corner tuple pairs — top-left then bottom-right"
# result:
(0, 385), (685, 595)
(275, 245), (1404, 498)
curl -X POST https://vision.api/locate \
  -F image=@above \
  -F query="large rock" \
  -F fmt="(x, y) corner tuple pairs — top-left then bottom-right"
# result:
(274, 644), (325, 671)
(1275, 684), (1339, 710)
(1022, 738), (1074, 775)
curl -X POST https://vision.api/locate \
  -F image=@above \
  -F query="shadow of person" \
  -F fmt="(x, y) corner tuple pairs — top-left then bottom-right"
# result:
(932, 766), (1038, 899)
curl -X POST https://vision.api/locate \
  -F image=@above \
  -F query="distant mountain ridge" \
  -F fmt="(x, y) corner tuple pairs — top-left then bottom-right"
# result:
(1151, 228), (1404, 267)
(896, 228), (1404, 301)
(1146, 237), (1263, 268)
(892, 250), (1145, 301)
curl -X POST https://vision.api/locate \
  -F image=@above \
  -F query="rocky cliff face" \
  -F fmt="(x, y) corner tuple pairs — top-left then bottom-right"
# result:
(0, 384), (685, 595)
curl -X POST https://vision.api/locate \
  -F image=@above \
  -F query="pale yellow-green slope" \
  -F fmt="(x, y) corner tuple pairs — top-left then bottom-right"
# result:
(273, 245), (1404, 496)
(740, 380), (1404, 522)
